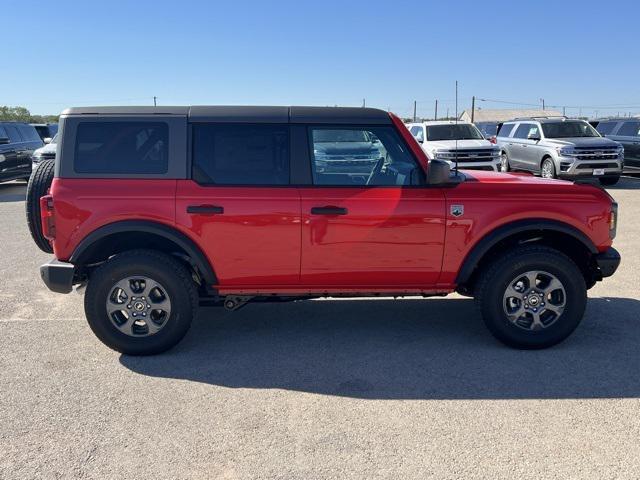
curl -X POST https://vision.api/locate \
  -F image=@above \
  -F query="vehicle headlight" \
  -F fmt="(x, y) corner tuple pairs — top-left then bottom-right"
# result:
(32, 153), (43, 162)
(433, 150), (453, 160)
(491, 149), (501, 158)
(556, 146), (575, 156)
(617, 146), (624, 158)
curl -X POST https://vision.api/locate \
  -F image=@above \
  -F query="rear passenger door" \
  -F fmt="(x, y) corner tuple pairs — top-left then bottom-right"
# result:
(299, 125), (445, 288)
(510, 123), (535, 170)
(175, 121), (302, 288)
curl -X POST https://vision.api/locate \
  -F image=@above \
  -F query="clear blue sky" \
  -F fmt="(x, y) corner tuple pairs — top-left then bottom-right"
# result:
(3, 0), (640, 118)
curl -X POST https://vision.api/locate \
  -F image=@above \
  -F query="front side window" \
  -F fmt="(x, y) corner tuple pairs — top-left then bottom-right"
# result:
(310, 126), (421, 186)
(192, 124), (289, 185)
(541, 121), (600, 138)
(513, 123), (534, 139)
(617, 121), (640, 137)
(425, 123), (483, 141)
(497, 123), (514, 137)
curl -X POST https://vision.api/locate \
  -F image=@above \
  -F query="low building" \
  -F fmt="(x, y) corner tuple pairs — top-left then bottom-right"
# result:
(459, 108), (563, 123)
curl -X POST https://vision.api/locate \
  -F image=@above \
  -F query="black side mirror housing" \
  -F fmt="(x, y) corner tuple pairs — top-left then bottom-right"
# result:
(427, 159), (451, 185)
(0, 137), (9, 145)
(528, 133), (541, 141)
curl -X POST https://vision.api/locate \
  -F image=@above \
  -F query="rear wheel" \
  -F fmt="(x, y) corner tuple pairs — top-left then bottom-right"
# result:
(540, 158), (556, 179)
(476, 245), (587, 349)
(599, 176), (620, 186)
(84, 250), (198, 355)
(25, 159), (55, 253)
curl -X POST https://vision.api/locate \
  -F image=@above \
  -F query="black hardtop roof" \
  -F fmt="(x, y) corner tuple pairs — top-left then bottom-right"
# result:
(60, 105), (392, 124)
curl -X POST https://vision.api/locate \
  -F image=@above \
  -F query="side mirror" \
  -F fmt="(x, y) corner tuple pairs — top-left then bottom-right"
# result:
(427, 159), (451, 185)
(0, 137), (9, 145)
(527, 133), (541, 141)
(416, 137), (424, 144)
(43, 137), (52, 144)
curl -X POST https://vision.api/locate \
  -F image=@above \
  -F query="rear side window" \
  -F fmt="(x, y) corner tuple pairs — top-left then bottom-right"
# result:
(617, 121), (640, 137)
(497, 123), (514, 137)
(595, 121), (618, 135)
(192, 124), (289, 185)
(513, 123), (535, 139)
(409, 125), (424, 142)
(74, 122), (169, 174)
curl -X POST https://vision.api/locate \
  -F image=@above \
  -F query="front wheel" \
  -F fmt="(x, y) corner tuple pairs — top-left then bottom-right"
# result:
(500, 152), (510, 172)
(540, 158), (556, 179)
(475, 245), (587, 349)
(84, 250), (199, 355)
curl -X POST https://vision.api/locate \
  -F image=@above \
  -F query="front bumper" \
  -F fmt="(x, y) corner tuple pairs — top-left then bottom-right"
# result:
(40, 259), (75, 293)
(594, 247), (621, 278)
(446, 159), (501, 172)
(557, 156), (623, 178)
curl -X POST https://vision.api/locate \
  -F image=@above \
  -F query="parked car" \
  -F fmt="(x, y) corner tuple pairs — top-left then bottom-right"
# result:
(0, 122), (43, 183)
(406, 121), (501, 171)
(312, 128), (383, 181)
(496, 117), (624, 185)
(31, 133), (58, 166)
(30, 123), (58, 143)
(593, 118), (640, 174)
(475, 121), (500, 142)
(27, 106), (619, 355)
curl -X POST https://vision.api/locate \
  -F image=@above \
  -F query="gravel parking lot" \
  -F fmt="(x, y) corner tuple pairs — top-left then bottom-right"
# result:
(1, 178), (639, 479)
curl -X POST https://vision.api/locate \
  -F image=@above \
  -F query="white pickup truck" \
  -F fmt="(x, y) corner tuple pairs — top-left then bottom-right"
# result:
(406, 120), (501, 171)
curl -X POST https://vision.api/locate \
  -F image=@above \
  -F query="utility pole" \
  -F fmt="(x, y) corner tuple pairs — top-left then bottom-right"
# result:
(446, 108), (449, 119)
(153, 96), (157, 107)
(434, 100), (438, 120)
(471, 96), (475, 123)
(362, 98), (366, 108)
(540, 98), (545, 111)
(563, 106), (566, 116)
(413, 100), (417, 122)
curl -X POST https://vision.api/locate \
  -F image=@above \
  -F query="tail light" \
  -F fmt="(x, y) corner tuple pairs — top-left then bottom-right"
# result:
(40, 194), (56, 241)
(489, 135), (497, 144)
(609, 202), (618, 239)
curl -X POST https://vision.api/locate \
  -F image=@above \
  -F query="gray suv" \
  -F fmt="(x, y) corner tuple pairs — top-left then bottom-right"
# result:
(497, 117), (624, 186)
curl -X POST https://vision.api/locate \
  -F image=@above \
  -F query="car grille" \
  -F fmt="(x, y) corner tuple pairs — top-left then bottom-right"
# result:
(41, 152), (56, 160)
(572, 146), (619, 160)
(442, 149), (498, 162)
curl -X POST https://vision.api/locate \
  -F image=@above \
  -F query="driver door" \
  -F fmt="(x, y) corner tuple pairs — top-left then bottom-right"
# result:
(299, 125), (446, 287)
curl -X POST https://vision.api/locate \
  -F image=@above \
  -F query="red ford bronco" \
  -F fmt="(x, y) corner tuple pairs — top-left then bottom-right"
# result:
(26, 106), (620, 355)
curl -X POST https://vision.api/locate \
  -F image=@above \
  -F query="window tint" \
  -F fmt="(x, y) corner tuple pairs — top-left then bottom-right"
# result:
(425, 124), (483, 141)
(74, 122), (169, 174)
(4, 125), (23, 143)
(497, 123), (514, 137)
(192, 124), (289, 185)
(513, 123), (534, 139)
(541, 121), (599, 138)
(310, 126), (421, 186)
(595, 121), (618, 135)
(409, 126), (424, 142)
(18, 125), (40, 142)
(617, 121), (640, 137)
(0, 125), (7, 139)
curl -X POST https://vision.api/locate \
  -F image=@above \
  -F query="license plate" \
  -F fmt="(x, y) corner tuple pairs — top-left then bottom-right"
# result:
(593, 168), (605, 176)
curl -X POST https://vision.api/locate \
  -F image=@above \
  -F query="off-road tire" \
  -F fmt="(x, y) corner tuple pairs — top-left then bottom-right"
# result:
(84, 250), (199, 355)
(475, 245), (587, 349)
(25, 159), (55, 253)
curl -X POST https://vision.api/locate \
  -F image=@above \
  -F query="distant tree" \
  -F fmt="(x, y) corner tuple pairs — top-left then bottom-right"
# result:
(0, 106), (59, 123)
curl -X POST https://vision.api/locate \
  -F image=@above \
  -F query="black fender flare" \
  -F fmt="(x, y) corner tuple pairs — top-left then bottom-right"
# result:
(455, 219), (598, 285)
(69, 220), (217, 286)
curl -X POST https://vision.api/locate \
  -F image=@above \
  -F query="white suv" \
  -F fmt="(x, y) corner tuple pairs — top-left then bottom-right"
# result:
(406, 121), (501, 171)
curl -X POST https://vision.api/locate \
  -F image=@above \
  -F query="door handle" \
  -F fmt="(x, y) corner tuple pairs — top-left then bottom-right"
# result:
(311, 206), (348, 215)
(187, 205), (224, 215)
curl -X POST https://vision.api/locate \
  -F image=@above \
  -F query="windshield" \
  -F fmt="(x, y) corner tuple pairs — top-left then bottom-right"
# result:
(541, 121), (600, 138)
(426, 124), (483, 141)
(313, 129), (368, 142)
(476, 122), (498, 137)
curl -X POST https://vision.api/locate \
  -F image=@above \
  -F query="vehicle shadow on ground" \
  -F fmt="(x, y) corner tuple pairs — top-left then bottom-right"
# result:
(121, 296), (640, 399)
(609, 176), (640, 190)
(0, 182), (27, 203)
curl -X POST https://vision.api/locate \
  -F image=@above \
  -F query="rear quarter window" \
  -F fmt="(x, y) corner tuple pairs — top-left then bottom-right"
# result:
(18, 125), (41, 142)
(4, 125), (23, 143)
(596, 121), (619, 135)
(74, 122), (169, 174)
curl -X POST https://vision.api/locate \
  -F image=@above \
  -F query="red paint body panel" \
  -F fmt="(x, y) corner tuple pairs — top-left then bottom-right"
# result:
(438, 170), (614, 286)
(49, 178), (177, 260)
(175, 181), (301, 286)
(299, 187), (446, 286)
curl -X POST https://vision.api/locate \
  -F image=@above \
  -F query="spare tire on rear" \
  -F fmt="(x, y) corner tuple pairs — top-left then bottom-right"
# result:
(26, 159), (55, 253)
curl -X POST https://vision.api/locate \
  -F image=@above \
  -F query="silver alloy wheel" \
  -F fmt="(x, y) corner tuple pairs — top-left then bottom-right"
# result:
(541, 159), (555, 178)
(501, 153), (509, 172)
(106, 276), (172, 337)
(502, 270), (566, 331)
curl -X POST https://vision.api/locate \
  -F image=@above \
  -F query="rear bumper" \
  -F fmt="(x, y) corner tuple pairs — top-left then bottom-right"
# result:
(40, 259), (75, 293)
(594, 247), (621, 278)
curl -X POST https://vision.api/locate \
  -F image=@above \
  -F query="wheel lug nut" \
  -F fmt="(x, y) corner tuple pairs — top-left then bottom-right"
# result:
(127, 304), (131, 309)
(147, 304), (151, 308)
(142, 313), (146, 317)
(132, 313), (137, 317)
